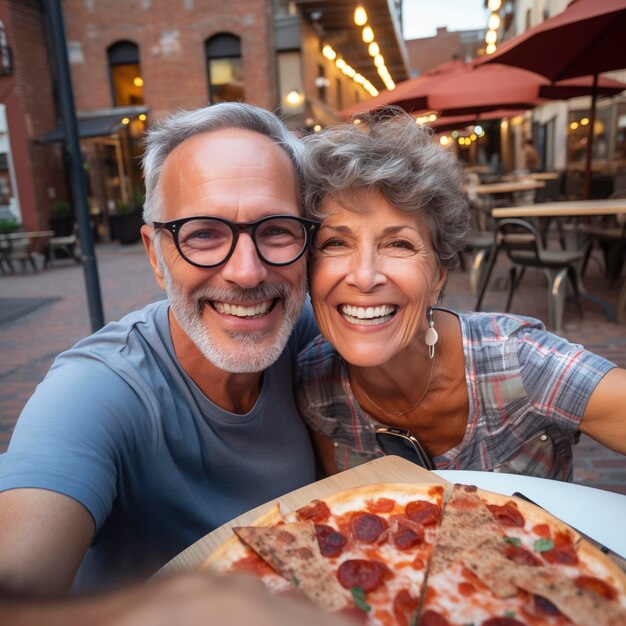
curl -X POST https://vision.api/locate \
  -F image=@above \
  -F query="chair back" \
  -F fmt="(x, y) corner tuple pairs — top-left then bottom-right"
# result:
(497, 219), (544, 267)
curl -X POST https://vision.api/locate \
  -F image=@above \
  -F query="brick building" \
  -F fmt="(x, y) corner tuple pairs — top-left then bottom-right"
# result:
(0, 0), (408, 239)
(405, 26), (484, 77)
(0, 0), (66, 232)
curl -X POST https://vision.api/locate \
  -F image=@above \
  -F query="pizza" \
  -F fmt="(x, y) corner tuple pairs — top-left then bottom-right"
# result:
(202, 482), (626, 626)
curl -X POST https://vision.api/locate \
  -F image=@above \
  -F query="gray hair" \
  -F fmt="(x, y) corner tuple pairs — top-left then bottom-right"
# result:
(142, 102), (304, 223)
(300, 107), (470, 272)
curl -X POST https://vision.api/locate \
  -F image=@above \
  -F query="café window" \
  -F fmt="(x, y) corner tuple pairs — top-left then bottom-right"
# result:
(567, 107), (611, 165)
(206, 33), (244, 104)
(615, 103), (626, 162)
(107, 41), (144, 107)
(278, 51), (304, 116)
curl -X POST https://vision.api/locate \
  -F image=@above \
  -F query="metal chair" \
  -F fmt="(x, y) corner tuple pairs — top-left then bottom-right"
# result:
(476, 219), (587, 331)
(577, 191), (626, 287)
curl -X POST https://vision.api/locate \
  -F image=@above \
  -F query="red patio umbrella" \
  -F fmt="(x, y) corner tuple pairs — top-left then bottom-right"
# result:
(340, 60), (624, 119)
(424, 64), (624, 117)
(480, 0), (626, 197)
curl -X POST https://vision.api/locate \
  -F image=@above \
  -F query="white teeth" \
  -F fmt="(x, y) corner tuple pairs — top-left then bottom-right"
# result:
(213, 300), (272, 317)
(339, 304), (396, 326)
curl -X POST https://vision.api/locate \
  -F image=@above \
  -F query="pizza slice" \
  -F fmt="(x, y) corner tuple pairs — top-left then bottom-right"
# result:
(233, 521), (350, 612)
(201, 503), (293, 593)
(285, 483), (446, 626)
(421, 484), (626, 626)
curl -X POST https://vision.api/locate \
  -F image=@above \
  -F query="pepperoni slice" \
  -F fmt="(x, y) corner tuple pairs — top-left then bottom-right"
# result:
(575, 575), (617, 600)
(503, 544), (542, 566)
(296, 499), (330, 523)
(314, 524), (347, 558)
(541, 544), (578, 565)
(337, 559), (390, 592)
(230, 554), (275, 577)
(482, 619), (527, 626)
(393, 526), (423, 550)
(393, 589), (419, 626)
(350, 512), (388, 543)
(487, 503), (525, 528)
(419, 609), (450, 626)
(405, 500), (440, 526)
(458, 581), (476, 596)
(367, 497), (396, 514)
(534, 595), (562, 616)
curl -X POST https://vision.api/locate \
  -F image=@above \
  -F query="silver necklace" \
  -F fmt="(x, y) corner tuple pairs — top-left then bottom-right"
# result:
(352, 356), (436, 417)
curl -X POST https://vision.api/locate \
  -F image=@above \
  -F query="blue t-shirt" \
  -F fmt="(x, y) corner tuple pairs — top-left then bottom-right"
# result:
(0, 300), (318, 590)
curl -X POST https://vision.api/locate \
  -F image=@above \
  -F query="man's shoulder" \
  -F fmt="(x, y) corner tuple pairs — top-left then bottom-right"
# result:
(69, 300), (169, 355)
(49, 300), (172, 389)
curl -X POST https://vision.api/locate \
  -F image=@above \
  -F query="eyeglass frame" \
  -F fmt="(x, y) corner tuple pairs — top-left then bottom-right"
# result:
(375, 426), (434, 470)
(151, 214), (321, 269)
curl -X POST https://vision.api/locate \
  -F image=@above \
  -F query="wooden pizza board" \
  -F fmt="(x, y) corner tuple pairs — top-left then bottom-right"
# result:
(157, 456), (448, 577)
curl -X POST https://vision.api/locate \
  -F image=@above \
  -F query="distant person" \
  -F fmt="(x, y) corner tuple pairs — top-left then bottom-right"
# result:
(523, 138), (541, 171)
(0, 103), (320, 594)
(296, 107), (626, 480)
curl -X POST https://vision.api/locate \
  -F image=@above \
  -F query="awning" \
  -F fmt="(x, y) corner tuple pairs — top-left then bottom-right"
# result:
(40, 106), (148, 143)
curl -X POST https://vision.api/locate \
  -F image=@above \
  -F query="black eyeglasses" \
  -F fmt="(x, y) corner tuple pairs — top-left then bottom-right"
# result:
(152, 215), (320, 268)
(375, 427), (434, 470)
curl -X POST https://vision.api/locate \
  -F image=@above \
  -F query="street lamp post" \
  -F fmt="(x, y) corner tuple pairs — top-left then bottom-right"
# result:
(44, 0), (104, 331)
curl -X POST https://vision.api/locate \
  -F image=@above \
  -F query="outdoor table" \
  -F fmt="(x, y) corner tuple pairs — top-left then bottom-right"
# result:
(478, 200), (626, 322)
(0, 230), (54, 272)
(491, 198), (626, 219)
(501, 172), (560, 182)
(472, 180), (546, 196)
(156, 456), (626, 577)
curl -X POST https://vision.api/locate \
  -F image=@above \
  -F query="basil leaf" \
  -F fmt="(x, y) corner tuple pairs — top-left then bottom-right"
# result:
(503, 536), (521, 547)
(351, 586), (371, 612)
(504, 610), (517, 618)
(534, 538), (555, 553)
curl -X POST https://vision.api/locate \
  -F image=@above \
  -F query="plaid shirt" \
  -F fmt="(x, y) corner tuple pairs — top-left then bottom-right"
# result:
(296, 311), (615, 481)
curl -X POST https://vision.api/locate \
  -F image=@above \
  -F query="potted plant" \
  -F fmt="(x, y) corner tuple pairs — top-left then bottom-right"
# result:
(50, 200), (74, 236)
(109, 200), (142, 245)
(0, 217), (21, 234)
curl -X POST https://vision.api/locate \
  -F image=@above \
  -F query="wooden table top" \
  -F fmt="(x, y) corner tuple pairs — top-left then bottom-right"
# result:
(501, 172), (560, 182)
(473, 180), (546, 194)
(492, 199), (626, 219)
(0, 230), (55, 240)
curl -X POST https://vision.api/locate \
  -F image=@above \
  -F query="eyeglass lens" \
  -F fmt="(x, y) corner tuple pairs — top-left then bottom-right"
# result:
(176, 217), (308, 266)
(375, 429), (433, 470)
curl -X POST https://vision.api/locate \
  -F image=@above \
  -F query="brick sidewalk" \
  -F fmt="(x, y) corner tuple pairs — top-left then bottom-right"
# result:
(1, 241), (625, 494)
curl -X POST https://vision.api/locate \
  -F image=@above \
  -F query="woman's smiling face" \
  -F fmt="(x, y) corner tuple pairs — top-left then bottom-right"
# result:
(310, 190), (446, 367)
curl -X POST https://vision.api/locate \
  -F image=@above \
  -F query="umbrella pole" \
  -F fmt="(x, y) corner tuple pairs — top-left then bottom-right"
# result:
(582, 73), (598, 200)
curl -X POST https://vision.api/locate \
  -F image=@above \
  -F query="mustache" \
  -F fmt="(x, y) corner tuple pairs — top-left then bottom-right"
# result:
(191, 283), (292, 309)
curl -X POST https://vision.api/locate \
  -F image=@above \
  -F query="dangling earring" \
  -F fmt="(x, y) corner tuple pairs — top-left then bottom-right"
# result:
(424, 306), (438, 360)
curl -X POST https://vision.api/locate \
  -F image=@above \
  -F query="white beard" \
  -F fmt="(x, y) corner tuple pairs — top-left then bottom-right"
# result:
(156, 245), (307, 373)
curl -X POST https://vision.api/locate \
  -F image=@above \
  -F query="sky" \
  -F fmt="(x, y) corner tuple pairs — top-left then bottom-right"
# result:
(403, 0), (490, 40)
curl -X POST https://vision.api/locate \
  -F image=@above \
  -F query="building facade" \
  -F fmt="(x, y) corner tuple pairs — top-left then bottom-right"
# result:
(0, 0), (66, 232)
(0, 0), (408, 240)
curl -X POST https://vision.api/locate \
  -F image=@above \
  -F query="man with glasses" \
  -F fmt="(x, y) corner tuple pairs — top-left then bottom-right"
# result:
(0, 104), (320, 595)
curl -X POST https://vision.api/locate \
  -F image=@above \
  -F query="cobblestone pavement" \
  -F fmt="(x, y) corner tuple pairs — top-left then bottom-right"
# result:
(1, 240), (625, 494)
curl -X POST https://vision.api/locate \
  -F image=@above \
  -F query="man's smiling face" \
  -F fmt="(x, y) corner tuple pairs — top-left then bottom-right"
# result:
(145, 128), (307, 373)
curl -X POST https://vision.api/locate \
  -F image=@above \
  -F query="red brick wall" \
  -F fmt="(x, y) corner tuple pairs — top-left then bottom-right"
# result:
(2, 0), (66, 231)
(405, 28), (483, 76)
(62, 0), (278, 122)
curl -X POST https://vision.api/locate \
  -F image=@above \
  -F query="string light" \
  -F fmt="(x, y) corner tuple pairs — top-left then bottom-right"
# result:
(354, 6), (367, 26)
